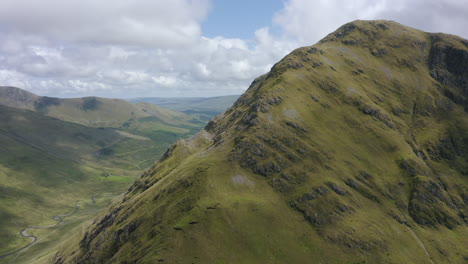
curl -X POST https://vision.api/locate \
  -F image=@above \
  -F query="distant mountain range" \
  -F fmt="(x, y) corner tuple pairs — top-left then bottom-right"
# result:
(0, 86), (199, 128)
(129, 95), (239, 120)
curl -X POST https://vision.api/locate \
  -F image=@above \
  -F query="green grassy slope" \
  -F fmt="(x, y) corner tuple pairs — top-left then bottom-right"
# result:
(54, 20), (468, 264)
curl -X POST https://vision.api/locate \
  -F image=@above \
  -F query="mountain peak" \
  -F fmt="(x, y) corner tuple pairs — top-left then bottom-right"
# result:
(0, 86), (39, 110)
(54, 21), (468, 264)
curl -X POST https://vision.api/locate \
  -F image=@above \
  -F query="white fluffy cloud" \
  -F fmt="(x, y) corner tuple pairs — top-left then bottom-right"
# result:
(0, 0), (466, 98)
(0, 0), (209, 47)
(274, 0), (468, 46)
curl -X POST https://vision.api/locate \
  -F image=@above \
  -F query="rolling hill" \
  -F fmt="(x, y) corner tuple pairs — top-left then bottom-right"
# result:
(0, 87), (208, 169)
(0, 86), (199, 128)
(51, 20), (467, 264)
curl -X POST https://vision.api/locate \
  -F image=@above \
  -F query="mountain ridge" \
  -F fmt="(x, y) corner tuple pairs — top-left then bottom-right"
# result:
(50, 20), (468, 264)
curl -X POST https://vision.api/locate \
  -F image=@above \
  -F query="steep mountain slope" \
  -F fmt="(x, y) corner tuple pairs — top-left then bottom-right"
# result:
(53, 20), (467, 264)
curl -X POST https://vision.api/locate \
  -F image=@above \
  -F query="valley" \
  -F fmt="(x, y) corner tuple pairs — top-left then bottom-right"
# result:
(0, 88), (233, 263)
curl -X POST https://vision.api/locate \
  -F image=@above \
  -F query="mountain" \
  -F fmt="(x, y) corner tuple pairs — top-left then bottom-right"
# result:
(51, 20), (467, 263)
(129, 95), (240, 120)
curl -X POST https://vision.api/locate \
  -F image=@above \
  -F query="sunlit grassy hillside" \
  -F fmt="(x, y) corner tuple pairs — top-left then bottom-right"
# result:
(44, 20), (468, 264)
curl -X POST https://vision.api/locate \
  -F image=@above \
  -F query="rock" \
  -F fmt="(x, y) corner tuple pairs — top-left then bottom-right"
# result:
(334, 22), (357, 38)
(314, 186), (330, 195)
(266, 96), (283, 106)
(408, 176), (463, 228)
(284, 121), (307, 133)
(298, 192), (317, 202)
(161, 144), (177, 161)
(344, 178), (360, 189)
(428, 35), (468, 95)
(326, 182), (348, 196)
(270, 178), (291, 192)
(253, 161), (282, 176)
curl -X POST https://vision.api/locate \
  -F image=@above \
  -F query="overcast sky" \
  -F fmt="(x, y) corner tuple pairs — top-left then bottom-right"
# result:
(0, 0), (467, 98)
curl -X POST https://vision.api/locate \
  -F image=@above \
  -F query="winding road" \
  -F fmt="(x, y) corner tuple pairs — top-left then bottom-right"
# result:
(0, 202), (80, 260)
(0, 194), (119, 261)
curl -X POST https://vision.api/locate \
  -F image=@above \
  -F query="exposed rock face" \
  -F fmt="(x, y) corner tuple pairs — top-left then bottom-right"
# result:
(54, 20), (468, 264)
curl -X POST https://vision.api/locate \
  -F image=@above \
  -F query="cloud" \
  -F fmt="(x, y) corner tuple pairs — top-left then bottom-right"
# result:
(0, 0), (209, 47)
(274, 0), (468, 46)
(0, 0), (466, 98)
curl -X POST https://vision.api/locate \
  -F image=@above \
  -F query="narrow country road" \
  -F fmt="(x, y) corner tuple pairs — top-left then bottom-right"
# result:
(0, 193), (120, 261)
(0, 202), (80, 260)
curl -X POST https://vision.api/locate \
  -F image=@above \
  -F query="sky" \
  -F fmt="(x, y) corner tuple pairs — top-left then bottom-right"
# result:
(0, 0), (467, 98)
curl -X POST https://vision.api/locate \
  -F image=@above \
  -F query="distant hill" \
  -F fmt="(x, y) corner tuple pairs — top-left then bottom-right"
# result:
(54, 20), (468, 264)
(0, 86), (39, 110)
(0, 86), (197, 128)
(0, 86), (208, 168)
(129, 95), (240, 120)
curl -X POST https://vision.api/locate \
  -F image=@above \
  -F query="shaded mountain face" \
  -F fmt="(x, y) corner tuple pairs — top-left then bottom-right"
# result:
(54, 20), (468, 264)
